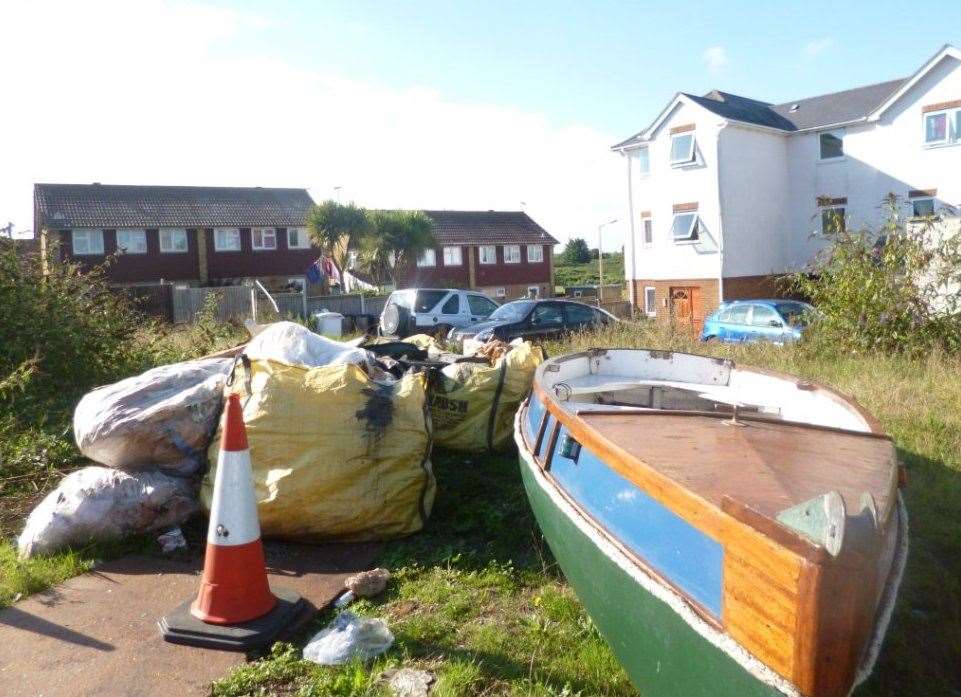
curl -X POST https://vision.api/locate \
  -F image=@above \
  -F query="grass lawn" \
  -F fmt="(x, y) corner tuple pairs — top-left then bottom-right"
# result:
(3, 321), (960, 696)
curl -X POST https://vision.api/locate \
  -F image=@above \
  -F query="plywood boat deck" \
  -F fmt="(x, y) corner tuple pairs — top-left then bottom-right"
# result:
(578, 411), (899, 525)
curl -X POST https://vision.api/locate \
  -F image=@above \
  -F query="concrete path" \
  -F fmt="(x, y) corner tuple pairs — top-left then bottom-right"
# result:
(0, 541), (381, 697)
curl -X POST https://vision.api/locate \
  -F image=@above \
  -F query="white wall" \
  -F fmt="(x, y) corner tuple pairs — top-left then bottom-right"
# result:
(625, 100), (723, 283)
(717, 125), (791, 277)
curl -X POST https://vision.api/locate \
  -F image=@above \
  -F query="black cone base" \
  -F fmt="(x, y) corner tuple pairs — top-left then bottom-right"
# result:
(159, 586), (311, 651)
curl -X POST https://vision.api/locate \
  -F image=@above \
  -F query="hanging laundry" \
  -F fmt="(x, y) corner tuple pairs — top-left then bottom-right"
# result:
(306, 259), (324, 285)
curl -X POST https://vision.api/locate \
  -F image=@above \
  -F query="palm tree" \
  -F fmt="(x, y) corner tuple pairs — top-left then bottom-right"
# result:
(359, 210), (435, 287)
(306, 200), (371, 273)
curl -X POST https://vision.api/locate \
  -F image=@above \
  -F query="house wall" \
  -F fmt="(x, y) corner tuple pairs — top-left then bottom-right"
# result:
(204, 227), (319, 282)
(786, 53), (961, 269)
(625, 101), (723, 287)
(396, 243), (552, 297)
(472, 244), (552, 286)
(396, 244), (471, 288)
(56, 228), (200, 282)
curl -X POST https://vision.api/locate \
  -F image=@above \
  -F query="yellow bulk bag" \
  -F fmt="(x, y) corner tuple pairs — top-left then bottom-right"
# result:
(202, 358), (434, 542)
(431, 342), (545, 452)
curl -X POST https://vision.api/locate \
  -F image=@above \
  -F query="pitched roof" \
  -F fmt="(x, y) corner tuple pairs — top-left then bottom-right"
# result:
(34, 183), (314, 228)
(421, 210), (558, 245)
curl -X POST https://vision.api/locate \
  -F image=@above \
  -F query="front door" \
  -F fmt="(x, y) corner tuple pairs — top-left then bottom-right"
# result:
(669, 286), (701, 334)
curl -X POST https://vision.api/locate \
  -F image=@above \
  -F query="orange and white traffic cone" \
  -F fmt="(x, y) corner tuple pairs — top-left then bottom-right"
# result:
(160, 393), (307, 651)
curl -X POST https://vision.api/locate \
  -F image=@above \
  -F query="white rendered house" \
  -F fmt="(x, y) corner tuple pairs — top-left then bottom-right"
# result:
(612, 44), (961, 327)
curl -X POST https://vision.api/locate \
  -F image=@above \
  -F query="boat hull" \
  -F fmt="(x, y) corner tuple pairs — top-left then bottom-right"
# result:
(518, 441), (793, 697)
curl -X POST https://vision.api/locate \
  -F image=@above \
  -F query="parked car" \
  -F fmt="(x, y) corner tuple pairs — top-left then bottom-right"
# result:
(449, 299), (618, 351)
(379, 288), (500, 337)
(700, 299), (814, 344)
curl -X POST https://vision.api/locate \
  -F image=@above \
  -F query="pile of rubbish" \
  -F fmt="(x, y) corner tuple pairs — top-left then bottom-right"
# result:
(17, 321), (544, 558)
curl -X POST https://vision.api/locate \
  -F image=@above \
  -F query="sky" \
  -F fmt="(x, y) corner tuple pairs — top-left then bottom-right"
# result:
(1, 0), (959, 249)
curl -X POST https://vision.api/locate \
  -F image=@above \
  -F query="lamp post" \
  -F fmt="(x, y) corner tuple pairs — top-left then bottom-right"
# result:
(597, 218), (618, 302)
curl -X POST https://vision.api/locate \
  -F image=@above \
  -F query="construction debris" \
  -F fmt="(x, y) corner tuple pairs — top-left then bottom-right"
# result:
(383, 668), (436, 697)
(345, 568), (391, 598)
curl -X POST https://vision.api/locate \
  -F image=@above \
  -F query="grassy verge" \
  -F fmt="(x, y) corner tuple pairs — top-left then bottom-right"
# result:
(213, 322), (961, 696)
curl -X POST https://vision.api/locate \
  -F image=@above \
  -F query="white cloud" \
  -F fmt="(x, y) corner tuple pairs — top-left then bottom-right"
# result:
(0, 0), (626, 249)
(702, 46), (729, 75)
(803, 37), (834, 60)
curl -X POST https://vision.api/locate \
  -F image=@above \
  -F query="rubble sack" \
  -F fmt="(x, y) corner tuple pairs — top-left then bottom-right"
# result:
(202, 356), (435, 542)
(73, 358), (233, 476)
(431, 341), (544, 451)
(17, 466), (199, 558)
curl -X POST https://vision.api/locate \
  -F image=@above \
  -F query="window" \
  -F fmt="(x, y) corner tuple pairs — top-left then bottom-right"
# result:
(925, 112), (948, 145)
(750, 305), (781, 327)
(467, 294), (498, 315)
(160, 228), (188, 253)
(287, 277), (305, 292)
(414, 290), (447, 312)
(416, 248), (436, 267)
(819, 129), (844, 160)
(820, 207), (846, 234)
(252, 227), (277, 250)
(527, 285), (540, 298)
(642, 217), (653, 247)
(573, 290), (582, 297)
(71, 229), (104, 255)
(532, 303), (564, 325)
(214, 227), (241, 251)
(911, 197), (936, 218)
(565, 303), (595, 324)
(495, 287), (506, 298)
(441, 294), (460, 314)
(287, 227), (309, 249)
(116, 228), (146, 254)
(671, 212), (699, 243)
(443, 246), (462, 266)
(526, 245), (544, 263)
(637, 148), (650, 175)
(504, 245), (521, 264)
(670, 133), (696, 165)
(479, 245), (497, 264)
(644, 287), (656, 316)
(729, 304), (750, 324)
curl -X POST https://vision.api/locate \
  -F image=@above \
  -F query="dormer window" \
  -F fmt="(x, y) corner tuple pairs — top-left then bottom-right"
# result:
(670, 133), (696, 166)
(819, 129), (844, 160)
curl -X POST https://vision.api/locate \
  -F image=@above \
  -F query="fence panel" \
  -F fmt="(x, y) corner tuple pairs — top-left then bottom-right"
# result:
(306, 294), (388, 317)
(172, 287), (390, 324)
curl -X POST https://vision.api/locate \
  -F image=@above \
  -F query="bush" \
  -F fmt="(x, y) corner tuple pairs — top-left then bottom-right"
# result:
(788, 195), (961, 355)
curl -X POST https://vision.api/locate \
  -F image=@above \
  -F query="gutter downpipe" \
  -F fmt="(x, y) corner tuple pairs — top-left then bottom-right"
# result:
(715, 122), (729, 307)
(623, 149), (638, 316)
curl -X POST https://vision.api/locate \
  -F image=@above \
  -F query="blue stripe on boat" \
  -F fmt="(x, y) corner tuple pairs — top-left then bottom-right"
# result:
(549, 427), (724, 616)
(526, 396), (545, 446)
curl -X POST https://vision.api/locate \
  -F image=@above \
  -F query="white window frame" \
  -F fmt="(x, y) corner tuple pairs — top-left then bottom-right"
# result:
(443, 246), (462, 266)
(287, 226), (309, 249)
(671, 212), (699, 244)
(214, 227), (241, 252)
(251, 227), (277, 251)
(910, 197), (936, 218)
(526, 245), (543, 263)
(636, 147), (651, 176)
(71, 228), (104, 256)
(504, 244), (521, 264)
(922, 109), (959, 147)
(115, 228), (146, 254)
(641, 216), (653, 248)
(820, 206), (846, 235)
(159, 228), (188, 254)
(669, 133), (696, 166)
(644, 286), (656, 317)
(416, 248), (436, 267)
(818, 129), (845, 160)
(479, 245), (497, 265)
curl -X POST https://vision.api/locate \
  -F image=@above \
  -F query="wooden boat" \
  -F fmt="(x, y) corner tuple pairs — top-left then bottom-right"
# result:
(515, 348), (907, 697)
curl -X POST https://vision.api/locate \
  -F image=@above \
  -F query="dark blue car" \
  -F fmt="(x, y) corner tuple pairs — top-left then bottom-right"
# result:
(700, 299), (814, 344)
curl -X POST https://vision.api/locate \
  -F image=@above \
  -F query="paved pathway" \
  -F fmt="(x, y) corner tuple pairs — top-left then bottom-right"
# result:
(0, 541), (380, 696)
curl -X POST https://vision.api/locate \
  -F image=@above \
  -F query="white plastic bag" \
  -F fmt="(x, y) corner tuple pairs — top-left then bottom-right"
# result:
(17, 466), (199, 558)
(244, 321), (370, 369)
(302, 612), (394, 665)
(74, 358), (232, 476)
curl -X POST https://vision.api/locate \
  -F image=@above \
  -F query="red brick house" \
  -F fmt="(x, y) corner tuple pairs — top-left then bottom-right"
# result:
(34, 183), (319, 290)
(396, 210), (558, 300)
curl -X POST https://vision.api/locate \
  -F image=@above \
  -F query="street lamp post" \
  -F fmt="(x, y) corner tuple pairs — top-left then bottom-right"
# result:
(597, 218), (618, 302)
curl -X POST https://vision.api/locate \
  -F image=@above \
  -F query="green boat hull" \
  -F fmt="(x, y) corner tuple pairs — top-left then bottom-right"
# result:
(519, 454), (789, 697)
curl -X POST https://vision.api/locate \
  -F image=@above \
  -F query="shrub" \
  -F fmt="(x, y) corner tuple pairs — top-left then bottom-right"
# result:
(788, 195), (961, 355)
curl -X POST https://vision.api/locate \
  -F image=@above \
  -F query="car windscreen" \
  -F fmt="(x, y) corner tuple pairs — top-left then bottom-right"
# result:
(775, 302), (813, 326)
(490, 300), (534, 321)
(414, 290), (449, 313)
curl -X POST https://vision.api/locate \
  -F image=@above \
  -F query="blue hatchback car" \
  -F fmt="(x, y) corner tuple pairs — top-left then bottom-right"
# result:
(700, 299), (814, 344)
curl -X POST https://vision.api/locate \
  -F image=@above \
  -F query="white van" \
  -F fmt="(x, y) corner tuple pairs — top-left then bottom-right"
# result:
(378, 288), (499, 337)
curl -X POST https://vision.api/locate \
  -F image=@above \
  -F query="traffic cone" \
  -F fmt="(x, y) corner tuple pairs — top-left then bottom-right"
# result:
(160, 393), (308, 651)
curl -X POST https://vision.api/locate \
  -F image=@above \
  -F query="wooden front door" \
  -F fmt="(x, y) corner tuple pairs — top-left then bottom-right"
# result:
(669, 286), (701, 333)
